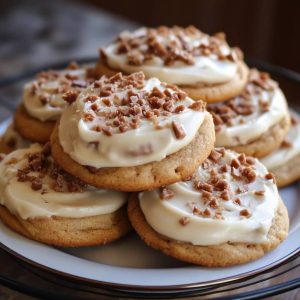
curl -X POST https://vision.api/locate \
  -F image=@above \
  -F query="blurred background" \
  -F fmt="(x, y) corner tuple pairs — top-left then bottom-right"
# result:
(0, 0), (299, 79)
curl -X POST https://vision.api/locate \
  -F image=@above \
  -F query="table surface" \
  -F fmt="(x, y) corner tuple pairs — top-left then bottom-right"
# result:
(0, 0), (299, 299)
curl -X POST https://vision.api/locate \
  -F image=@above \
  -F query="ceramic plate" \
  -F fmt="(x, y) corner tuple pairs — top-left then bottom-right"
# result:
(0, 120), (299, 294)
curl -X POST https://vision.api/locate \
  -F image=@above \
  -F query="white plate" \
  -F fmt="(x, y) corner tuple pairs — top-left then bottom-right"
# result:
(0, 121), (300, 292)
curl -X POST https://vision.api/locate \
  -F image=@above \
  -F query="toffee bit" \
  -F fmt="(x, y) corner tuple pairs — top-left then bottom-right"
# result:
(202, 190), (212, 200)
(62, 90), (79, 104)
(160, 187), (174, 200)
(237, 153), (246, 164)
(234, 198), (242, 205)
(220, 190), (230, 201)
(241, 167), (256, 183)
(171, 121), (186, 139)
(231, 158), (240, 169)
(194, 181), (213, 192)
(31, 178), (42, 191)
(192, 206), (202, 215)
(281, 140), (292, 148)
(209, 199), (219, 209)
(174, 105), (185, 113)
(209, 149), (222, 162)
(240, 209), (251, 218)
(254, 190), (265, 196)
(202, 208), (211, 217)
(189, 101), (204, 111)
(179, 216), (190, 226)
(220, 164), (229, 173)
(214, 179), (229, 191)
(265, 172), (275, 182)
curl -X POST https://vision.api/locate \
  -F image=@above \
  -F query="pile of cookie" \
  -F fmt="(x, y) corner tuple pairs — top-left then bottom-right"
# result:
(0, 26), (294, 267)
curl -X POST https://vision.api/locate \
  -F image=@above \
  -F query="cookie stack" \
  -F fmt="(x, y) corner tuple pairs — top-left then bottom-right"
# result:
(0, 25), (291, 267)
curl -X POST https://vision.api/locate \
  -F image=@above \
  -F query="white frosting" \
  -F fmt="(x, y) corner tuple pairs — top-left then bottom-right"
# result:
(214, 89), (288, 147)
(59, 77), (206, 168)
(23, 68), (90, 122)
(103, 28), (238, 85)
(261, 120), (300, 170)
(1, 123), (31, 150)
(139, 149), (279, 245)
(0, 145), (127, 219)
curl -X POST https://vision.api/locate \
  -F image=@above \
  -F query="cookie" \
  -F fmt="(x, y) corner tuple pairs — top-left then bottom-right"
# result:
(51, 72), (215, 192)
(207, 69), (290, 158)
(261, 113), (300, 187)
(128, 148), (289, 267)
(96, 26), (249, 102)
(13, 62), (95, 143)
(0, 122), (31, 154)
(0, 144), (131, 247)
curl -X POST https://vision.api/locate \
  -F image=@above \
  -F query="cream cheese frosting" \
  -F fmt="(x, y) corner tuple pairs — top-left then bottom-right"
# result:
(101, 26), (241, 85)
(1, 123), (31, 151)
(139, 148), (279, 245)
(261, 114), (300, 170)
(23, 64), (94, 122)
(0, 144), (127, 219)
(208, 69), (289, 147)
(59, 72), (207, 168)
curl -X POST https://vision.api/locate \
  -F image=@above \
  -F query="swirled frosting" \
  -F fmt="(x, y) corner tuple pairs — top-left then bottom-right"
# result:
(0, 144), (127, 219)
(207, 69), (289, 147)
(261, 113), (300, 170)
(101, 26), (242, 85)
(139, 148), (279, 245)
(23, 63), (94, 122)
(59, 72), (207, 168)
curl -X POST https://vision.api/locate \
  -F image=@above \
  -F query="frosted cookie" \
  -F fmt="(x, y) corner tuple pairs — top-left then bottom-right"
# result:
(261, 113), (300, 187)
(207, 69), (290, 158)
(96, 26), (249, 102)
(14, 62), (95, 143)
(0, 144), (131, 247)
(128, 148), (289, 267)
(51, 72), (215, 192)
(0, 123), (31, 154)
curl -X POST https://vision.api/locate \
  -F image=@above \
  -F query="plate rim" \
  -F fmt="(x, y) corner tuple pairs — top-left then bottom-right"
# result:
(1, 233), (300, 292)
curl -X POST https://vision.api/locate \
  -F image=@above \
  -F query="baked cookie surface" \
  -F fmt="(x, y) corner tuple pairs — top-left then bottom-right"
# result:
(128, 148), (289, 267)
